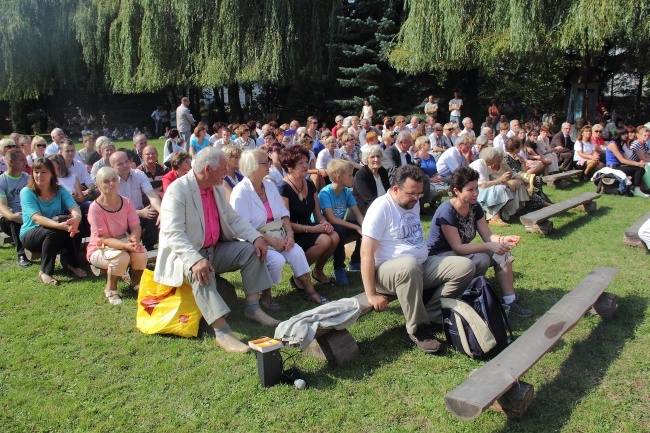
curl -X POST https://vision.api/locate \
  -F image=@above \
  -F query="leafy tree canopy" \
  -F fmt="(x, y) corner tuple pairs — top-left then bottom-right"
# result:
(389, 0), (650, 73)
(0, 0), (336, 99)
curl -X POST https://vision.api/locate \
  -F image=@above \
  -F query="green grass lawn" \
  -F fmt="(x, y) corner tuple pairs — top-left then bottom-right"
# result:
(1, 141), (649, 432)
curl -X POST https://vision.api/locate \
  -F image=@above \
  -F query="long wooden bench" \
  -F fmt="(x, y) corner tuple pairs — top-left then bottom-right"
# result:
(623, 211), (650, 248)
(541, 169), (584, 188)
(306, 291), (396, 365)
(444, 267), (618, 421)
(519, 192), (600, 235)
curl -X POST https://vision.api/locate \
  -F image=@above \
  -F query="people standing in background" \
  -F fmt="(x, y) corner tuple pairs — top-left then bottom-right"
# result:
(449, 92), (463, 124)
(424, 95), (438, 119)
(176, 97), (196, 150)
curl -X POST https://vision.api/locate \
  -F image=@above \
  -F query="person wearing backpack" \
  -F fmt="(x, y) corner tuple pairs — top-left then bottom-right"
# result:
(426, 166), (533, 317)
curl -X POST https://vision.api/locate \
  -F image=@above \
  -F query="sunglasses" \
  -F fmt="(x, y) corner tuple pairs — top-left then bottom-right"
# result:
(36, 144), (47, 148)
(4, 145), (16, 149)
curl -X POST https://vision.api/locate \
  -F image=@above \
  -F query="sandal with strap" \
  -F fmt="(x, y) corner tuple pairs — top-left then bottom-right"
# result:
(67, 265), (87, 278)
(303, 291), (329, 305)
(105, 289), (123, 305)
(260, 294), (281, 311)
(312, 272), (335, 287)
(39, 271), (58, 286)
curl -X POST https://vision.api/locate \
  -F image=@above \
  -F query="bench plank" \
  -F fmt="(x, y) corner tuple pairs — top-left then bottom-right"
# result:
(623, 211), (650, 248)
(444, 267), (618, 421)
(542, 169), (583, 188)
(520, 192), (600, 234)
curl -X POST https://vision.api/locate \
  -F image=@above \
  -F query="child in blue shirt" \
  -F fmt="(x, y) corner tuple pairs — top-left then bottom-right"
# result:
(318, 159), (364, 284)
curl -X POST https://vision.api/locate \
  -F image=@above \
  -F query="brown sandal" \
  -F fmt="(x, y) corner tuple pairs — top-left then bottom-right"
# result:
(260, 294), (281, 311)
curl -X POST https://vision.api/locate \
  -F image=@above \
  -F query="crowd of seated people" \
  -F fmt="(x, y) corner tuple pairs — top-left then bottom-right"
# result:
(1, 107), (649, 354)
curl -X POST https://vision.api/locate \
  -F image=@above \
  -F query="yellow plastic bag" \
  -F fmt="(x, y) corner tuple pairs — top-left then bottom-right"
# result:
(136, 269), (201, 338)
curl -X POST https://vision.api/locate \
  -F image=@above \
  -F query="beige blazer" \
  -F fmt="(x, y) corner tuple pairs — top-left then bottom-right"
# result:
(153, 169), (261, 287)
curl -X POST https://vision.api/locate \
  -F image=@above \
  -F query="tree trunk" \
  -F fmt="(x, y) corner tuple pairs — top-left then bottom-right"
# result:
(228, 84), (244, 123)
(213, 87), (227, 122)
(635, 71), (643, 123)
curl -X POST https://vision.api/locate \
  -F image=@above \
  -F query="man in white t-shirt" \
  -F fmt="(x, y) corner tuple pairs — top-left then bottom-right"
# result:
(448, 92), (463, 124)
(506, 119), (520, 139)
(360, 165), (475, 354)
(458, 117), (476, 137)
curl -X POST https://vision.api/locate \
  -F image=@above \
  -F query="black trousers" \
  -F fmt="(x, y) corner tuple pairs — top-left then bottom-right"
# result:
(0, 217), (24, 257)
(21, 227), (81, 275)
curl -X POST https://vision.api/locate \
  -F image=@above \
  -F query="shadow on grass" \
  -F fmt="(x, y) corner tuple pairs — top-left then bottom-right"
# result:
(495, 293), (646, 432)
(545, 205), (611, 238)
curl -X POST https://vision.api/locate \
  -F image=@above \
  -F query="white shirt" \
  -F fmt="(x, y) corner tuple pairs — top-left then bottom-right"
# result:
(68, 160), (94, 187)
(316, 149), (341, 170)
(437, 147), (465, 177)
(362, 193), (428, 267)
(118, 169), (153, 209)
(494, 135), (507, 151)
(449, 99), (463, 117)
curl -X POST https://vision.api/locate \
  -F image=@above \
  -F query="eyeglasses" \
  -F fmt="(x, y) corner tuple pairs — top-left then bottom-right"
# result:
(401, 190), (425, 199)
(36, 144), (47, 148)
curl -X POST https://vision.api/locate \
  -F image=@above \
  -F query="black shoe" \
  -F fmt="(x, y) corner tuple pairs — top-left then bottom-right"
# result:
(409, 326), (442, 354)
(427, 321), (444, 334)
(18, 256), (31, 268)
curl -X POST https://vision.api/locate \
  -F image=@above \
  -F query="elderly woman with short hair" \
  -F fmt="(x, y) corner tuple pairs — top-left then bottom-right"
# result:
(469, 146), (529, 227)
(231, 149), (328, 307)
(88, 167), (147, 305)
(27, 136), (48, 166)
(353, 145), (391, 215)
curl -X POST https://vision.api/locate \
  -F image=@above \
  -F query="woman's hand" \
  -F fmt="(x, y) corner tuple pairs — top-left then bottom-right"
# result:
(502, 235), (520, 246)
(64, 216), (81, 237)
(283, 235), (295, 252)
(432, 173), (442, 183)
(487, 242), (510, 255)
(499, 171), (511, 183)
(313, 221), (331, 234)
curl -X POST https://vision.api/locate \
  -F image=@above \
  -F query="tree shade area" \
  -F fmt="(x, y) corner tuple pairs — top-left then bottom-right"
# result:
(1, 0), (649, 130)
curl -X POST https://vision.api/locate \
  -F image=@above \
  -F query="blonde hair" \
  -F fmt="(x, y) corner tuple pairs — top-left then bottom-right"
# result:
(326, 159), (353, 179)
(413, 135), (430, 152)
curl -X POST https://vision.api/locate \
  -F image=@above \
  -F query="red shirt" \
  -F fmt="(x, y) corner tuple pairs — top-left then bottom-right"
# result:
(162, 170), (179, 193)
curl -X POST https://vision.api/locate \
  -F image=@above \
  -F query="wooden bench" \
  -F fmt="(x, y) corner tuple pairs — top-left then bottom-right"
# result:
(306, 291), (396, 365)
(24, 237), (92, 262)
(519, 192), (600, 235)
(541, 169), (584, 188)
(444, 267), (618, 421)
(89, 249), (158, 276)
(623, 211), (650, 248)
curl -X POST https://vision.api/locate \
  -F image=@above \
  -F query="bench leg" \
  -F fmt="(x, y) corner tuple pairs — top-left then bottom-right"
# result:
(574, 201), (597, 214)
(589, 292), (617, 320)
(524, 220), (553, 235)
(306, 329), (359, 365)
(215, 275), (238, 311)
(547, 179), (566, 188)
(491, 380), (535, 420)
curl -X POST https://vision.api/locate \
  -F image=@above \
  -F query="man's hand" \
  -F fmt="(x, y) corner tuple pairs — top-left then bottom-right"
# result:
(368, 293), (388, 312)
(137, 205), (158, 220)
(253, 237), (267, 261)
(191, 258), (215, 286)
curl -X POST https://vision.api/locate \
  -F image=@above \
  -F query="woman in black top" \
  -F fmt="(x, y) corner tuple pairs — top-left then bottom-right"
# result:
(279, 146), (339, 286)
(352, 145), (390, 215)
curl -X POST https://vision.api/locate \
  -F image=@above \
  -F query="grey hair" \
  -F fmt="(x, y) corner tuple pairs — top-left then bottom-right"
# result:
(96, 136), (114, 151)
(455, 134), (471, 146)
(476, 135), (489, 147)
(239, 149), (267, 177)
(462, 117), (472, 126)
(50, 128), (64, 139)
(481, 126), (492, 136)
(479, 146), (504, 164)
(194, 147), (226, 172)
(361, 145), (383, 164)
(396, 130), (412, 143)
(0, 138), (16, 153)
(95, 167), (119, 186)
(562, 122), (571, 129)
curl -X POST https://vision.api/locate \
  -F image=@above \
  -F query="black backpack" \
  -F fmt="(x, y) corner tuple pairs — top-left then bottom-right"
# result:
(441, 276), (514, 359)
(593, 172), (632, 196)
